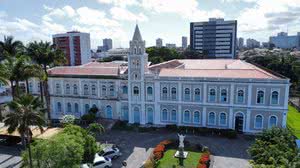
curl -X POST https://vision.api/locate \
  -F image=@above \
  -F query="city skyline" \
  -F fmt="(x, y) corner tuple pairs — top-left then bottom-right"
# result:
(1, 0), (300, 48)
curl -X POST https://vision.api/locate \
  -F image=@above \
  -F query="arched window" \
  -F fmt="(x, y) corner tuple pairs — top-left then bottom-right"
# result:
(162, 109), (168, 121)
(85, 104), (90, 113)
(269, 116), (277, 128)
(73, 84), (78, 95)
(83, 84), (89, 95)
(171, 87), (176, 100)
(147, 108), (154, 124)
(109, 85), (114, 96)
(134, 47), (137, 54)
(147, 87), (153, 95)
(255, 115), (263, 129)
(133, 86), (139, 95)
(56, 83), (61, 94)
(92, 104), (97, 109)
(134, 107), (140, 123)
(171, 110), (177, 121)
(237, 90), (244, 103)
(208, 112), (215, 125)
(91, 84), (96, 96)
(209, 88), (216, 102)
(57, 102), (62, 112)
(194, 111), (200, 123)
(28, 82), (33, 93)
(122, 86), (128, 94)
(221, 89), (227, 102)
(220, 113), (227, 125)
(102, 85), (106, 96)
(271, 91), (279, 104)
(74, 103), (79, 113)
(67, 103), (72, 113)
(66, 84), (70, 94)
(162, 87), (168, 99)
(194, 88), (200, 101)
(184, 88), (190, 101)
(184, 110), (190, 122)
(257, 90), (264, 104)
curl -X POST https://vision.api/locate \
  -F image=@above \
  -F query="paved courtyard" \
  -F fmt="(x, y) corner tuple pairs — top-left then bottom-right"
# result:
(97, 130), (253, 168)
(0, 145), (22, 168)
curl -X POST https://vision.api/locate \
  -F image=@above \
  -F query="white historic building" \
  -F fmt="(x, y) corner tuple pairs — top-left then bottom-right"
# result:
(29, 25), (290, 133)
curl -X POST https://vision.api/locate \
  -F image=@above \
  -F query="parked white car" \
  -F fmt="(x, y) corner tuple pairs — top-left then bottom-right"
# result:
(98, 146), (122, 159)
(81, 154), (112, 168)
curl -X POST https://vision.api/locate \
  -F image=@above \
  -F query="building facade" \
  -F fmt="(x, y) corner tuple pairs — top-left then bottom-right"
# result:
(246, 38), (260, 49)
(182, 36), (188, 49)
(156, 38), (163, 48)
(53, 31), (91, 66)
(34, 25), (289, 134)
(103, 38), (113, 51)
(238, 37), (244, 49)
(190, 18), (237, 59)
(166, 43), (176, 49)
(269, 32), (300, 49)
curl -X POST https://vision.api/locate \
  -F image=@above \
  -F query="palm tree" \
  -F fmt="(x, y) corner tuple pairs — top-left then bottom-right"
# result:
(4, 94), (46, 167)
(0, 36), (23, 60)
(27, 41), (66, 122)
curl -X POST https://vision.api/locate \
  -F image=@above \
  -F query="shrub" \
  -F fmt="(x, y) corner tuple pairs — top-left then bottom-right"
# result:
(165, 124), (177, 131)
(62, 115), (75, 125)
(153, 144), (165, 153)
(197, 149), (211, 168)
(81, 113), (96, 124)
(144, 157), (155, 168)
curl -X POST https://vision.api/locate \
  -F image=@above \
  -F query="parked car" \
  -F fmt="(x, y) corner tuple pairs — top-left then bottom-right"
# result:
(81, 154), (112, 168)
(98, 145), (122, 159)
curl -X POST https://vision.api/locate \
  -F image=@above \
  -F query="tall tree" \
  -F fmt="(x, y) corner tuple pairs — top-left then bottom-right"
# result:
(0, 56), (29, 99)
(27, 41), (66, 122)
(0, 36), (23, 60)
(4, 94), (46, 167)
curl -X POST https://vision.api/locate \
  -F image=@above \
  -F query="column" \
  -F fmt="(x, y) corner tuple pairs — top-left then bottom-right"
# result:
(202, 107), (207, 127)
(246, 109), (251, 132)
(203, 83), (207, 103)
(178, 105), (182, 126)
(154, 82), (160, 124)
(230, 83), (234, 106)
(247, 84), (252, 107)
(229, 108), (233, 129)
(282, 110), (288, 128)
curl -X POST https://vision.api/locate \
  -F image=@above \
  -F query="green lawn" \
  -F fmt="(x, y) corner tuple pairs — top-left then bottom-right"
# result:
(287, 105), (300, 138)
(156, 149), (201, 168)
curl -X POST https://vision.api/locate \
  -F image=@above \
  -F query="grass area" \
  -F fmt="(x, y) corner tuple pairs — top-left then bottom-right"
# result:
(156, 149), (201, 168)
(287, 105), (300, 138)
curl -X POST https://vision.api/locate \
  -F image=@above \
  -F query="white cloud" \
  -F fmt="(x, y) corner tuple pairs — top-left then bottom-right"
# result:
(140, 0), (225, 21)
(238, 0), (300, 35)
(110, 7), (148, 22)
(96, 0), (138, 8)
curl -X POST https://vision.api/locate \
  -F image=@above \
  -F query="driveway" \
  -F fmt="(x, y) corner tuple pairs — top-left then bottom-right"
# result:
(0, 145), (22, 168)
(97, 130), (253, 168)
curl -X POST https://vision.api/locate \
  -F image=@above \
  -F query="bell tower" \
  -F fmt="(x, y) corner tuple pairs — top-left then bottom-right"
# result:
(128, 25), (148, 124)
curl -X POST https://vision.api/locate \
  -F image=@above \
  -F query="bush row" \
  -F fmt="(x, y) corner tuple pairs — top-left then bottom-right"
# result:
(166, 124), (238, 139)
(144, 140), (173, 168)
(197, 151), (211, 168)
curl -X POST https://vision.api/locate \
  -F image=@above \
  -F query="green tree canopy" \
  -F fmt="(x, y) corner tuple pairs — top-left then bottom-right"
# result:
(146, 47), (184, 64)
(248, 127), (300, 168)
(22, 134), (84, 168)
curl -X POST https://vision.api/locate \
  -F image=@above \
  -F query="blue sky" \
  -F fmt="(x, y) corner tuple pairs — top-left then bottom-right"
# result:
(1, 0), (300, 48)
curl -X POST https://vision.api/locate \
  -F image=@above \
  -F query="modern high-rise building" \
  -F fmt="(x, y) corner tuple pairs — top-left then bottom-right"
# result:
(246, 38), (260, 49)
(190, 18), (237, 59)
(238, 37), (244, 49)
(269, 32), (300, 49)
(182, 36), (188, 49)
(53, 31), (91, 66)
(166, 43), (176, 49)
(103, 38), (113, 51)
(156, 38), (163, 48)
